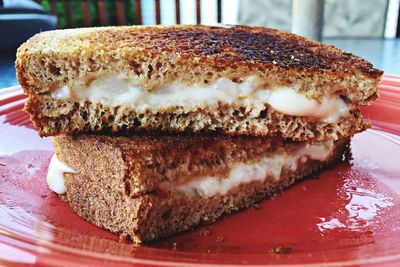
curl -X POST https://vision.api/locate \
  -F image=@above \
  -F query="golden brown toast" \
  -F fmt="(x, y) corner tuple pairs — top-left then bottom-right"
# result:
(16, 25), (382, 139)
(51, 133), (350, 242)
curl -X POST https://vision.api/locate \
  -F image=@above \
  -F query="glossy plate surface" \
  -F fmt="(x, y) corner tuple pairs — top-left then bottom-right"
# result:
(1, 75), (400, 266)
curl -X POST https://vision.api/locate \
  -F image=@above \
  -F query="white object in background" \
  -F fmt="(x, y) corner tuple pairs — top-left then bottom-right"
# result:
(385, 0), (400, 38)
(291, 0), (324, 41)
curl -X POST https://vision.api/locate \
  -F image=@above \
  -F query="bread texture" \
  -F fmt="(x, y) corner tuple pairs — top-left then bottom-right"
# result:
(17, 25), (381, 100)
(37, 95), (367, 141)
(53, 134), (346, 197)
(54, 134), (349, 243)
(17, 25), (381, 139)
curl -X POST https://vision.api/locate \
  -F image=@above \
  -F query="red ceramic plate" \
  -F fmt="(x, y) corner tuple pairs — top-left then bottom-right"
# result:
(1, 75), (400, 266)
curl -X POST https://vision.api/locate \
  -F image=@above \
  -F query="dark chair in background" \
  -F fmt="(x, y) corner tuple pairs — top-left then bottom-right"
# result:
(0, 0), (56, 50)
(0, 0), (57, 88)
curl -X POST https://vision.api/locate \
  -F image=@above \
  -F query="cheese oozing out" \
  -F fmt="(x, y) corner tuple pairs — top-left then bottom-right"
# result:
(177, 141), (334, 197)
(50, 74), (348, 122)
(47, 154), (76, 194)
(47, 141), (335, 197)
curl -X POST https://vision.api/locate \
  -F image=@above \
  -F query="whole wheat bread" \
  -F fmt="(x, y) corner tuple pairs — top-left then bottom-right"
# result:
(17, 25), (381, 140)
(53, 134), (349, 242)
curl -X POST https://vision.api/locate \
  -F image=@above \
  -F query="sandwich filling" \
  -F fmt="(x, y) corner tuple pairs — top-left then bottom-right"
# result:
(47, 154), (76, 194)
(50, 74), (348, 123)
(47, 140), (335, 197)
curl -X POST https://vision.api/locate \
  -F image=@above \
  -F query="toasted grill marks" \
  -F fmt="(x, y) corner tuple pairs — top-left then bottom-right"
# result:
(17, 25), (382, 97)
(16, 25), (381, 138)
(73, 25), (380, 77)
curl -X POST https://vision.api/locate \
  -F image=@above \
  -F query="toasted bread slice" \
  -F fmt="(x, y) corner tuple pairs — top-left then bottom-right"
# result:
(17, 25), (382, 139)
(50, 134), (349, 242)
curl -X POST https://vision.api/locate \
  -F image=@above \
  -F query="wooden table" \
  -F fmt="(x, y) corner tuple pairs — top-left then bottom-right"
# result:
(0, 38), (399, 89)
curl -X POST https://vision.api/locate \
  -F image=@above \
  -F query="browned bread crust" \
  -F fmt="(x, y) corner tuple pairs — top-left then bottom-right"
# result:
(17, 25), (381, 102)
(53, 134), (286, 197)
(59, 137), (349, 243)
(38, 95), (367, 141)
(16, 25), (381, 138)
(53, 134), (348, 197)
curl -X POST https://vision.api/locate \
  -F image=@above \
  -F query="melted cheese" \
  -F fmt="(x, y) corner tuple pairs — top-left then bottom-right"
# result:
(51, 74), (348, 122)
(47, 141), (334, 197)
(46, 154), (76, 194)
(267, 88), (348, 123)
(177, 141), (334, 197)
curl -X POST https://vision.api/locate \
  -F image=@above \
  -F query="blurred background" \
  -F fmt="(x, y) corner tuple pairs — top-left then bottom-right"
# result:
(0, 0), (399, 88)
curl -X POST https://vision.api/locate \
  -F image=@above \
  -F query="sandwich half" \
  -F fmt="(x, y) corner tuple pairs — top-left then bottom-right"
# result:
(48, 134), (349, 243)
(17, 25), (382, 141)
